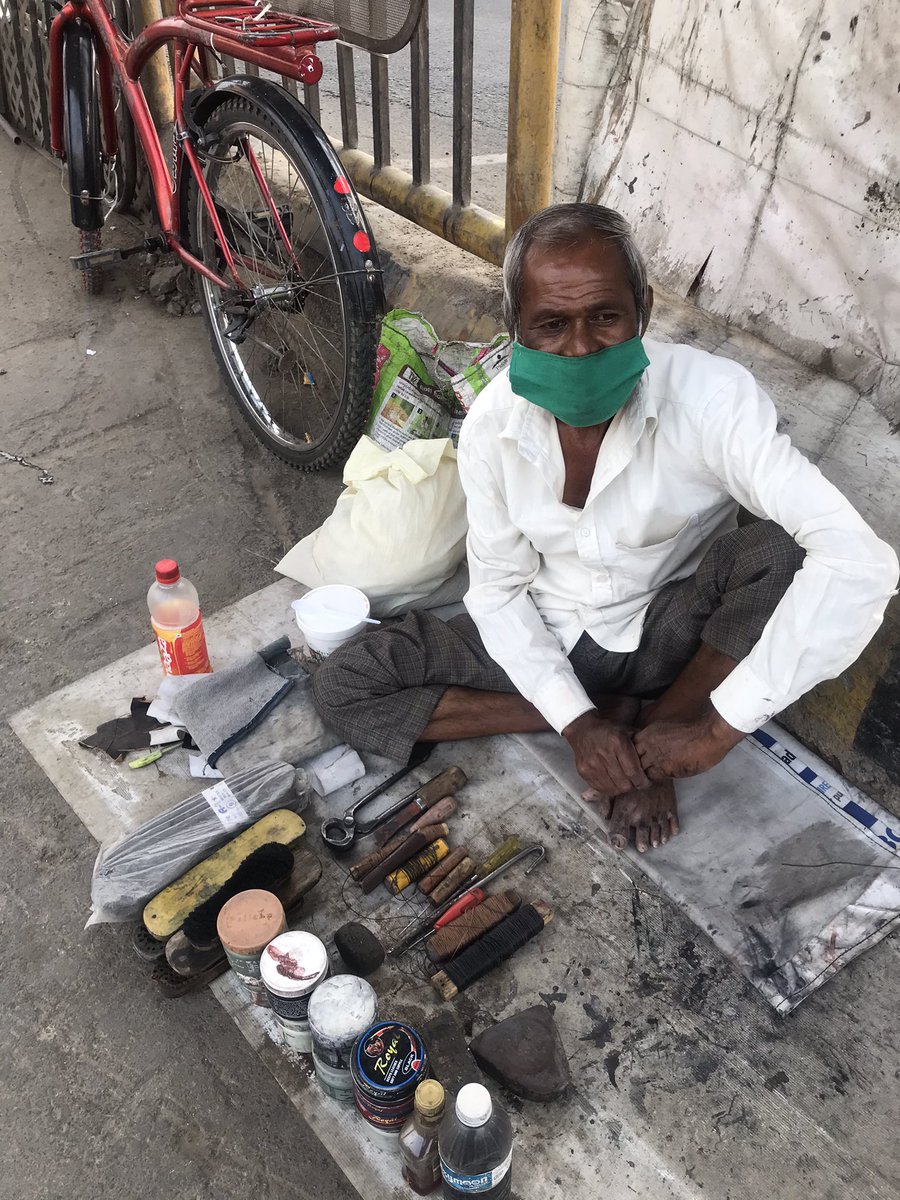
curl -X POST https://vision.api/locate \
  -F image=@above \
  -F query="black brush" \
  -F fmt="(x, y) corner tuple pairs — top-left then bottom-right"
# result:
(182, 843), (294, 949)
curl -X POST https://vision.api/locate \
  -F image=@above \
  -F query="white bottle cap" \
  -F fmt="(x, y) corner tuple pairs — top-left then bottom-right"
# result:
(456, 1083), (493, 1128)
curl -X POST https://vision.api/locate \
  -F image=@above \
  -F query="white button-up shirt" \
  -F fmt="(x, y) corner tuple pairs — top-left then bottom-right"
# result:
(456, 338), (899, 736)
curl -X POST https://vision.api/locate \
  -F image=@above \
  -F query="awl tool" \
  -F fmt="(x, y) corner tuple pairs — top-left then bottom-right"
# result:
(389, 843), (546, 956)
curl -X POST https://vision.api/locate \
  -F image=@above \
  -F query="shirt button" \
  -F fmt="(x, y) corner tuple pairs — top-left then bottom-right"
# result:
(578, 528), (589, 538)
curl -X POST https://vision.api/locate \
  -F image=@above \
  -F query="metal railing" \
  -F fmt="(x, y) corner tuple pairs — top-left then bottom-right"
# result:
(0, 0), (561, 265)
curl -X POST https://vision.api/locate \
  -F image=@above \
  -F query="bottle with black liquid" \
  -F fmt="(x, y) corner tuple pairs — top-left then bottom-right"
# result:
(438, 1083), (513, 1199)
(400, 1079), (446, 1195)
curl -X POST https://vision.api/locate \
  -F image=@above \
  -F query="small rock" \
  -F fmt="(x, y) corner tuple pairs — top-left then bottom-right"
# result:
(165, 298), (185, 317)
(176, 270), (194, 296)
(190, 301), (202, 316)
(148, 263), (182, 299)
(469, 1005), (571, 1101)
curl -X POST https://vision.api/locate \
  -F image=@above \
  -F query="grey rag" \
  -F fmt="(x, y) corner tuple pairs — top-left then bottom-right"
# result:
(174, 651), (294, 767)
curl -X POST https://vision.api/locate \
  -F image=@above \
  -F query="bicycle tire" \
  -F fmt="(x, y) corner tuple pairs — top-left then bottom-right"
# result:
(63, 19), (105, 293)
(187, 92), (382, 471)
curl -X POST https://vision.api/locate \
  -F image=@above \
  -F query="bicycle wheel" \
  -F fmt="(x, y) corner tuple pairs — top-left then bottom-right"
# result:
(109, 0), (138, 213)
(63, 19), (106, 293)
(188, 93), (382, 470)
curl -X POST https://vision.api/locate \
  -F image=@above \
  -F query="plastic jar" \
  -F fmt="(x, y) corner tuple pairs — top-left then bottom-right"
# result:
(351, 1020), (429, 1145)
(216, 889), (286, 1006)
(260, 931), (329, 1053)
(307, 975), (378, 1103)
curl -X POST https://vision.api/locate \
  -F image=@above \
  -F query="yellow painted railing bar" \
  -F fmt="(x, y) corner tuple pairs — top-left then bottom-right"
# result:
(505, 0), (562, 239)
(137, 0), (174, 125)
(339, 147), (506, 267)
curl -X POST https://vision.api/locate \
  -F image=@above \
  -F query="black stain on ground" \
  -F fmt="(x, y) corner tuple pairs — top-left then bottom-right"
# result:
(603, 1049), (621, 1089)
(636, 971), (666, 997)
(693, 1055), (719, 1083)
(581, 1000), (615, 1050)
(678, 939), (702, 970)
(765, 1070), (789, 1091)
(538, 988), (568, 1012)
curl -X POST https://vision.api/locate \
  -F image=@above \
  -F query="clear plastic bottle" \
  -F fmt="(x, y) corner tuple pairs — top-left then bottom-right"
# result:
(147, 559), (212, 676)
(438, 1084), (513, 1199)
(400, 1080), (446, 1195)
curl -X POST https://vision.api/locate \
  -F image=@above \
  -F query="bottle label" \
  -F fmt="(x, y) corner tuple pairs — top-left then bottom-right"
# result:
(152, 612), (212, 675)
(441, 1149), (512, 1193)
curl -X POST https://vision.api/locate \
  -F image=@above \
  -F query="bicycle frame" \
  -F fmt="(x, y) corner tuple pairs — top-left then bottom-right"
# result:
(48, 0), (340, 290)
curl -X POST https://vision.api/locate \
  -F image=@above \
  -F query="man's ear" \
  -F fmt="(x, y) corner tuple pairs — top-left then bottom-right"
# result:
(642, 286), (654, 334)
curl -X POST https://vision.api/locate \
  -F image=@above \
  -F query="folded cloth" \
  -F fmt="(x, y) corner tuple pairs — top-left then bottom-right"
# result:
(174, 651), (294, 768)
(214, 672), (341, 775)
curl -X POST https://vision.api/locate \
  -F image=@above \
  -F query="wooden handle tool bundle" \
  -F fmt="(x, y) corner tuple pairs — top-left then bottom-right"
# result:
(373, 766), (467, 846)
(426, 890), (522, 963)
(358, 824), (449, 895)
(386, 839), (450, 894)
(419, 845), (469, 895)
(430, 900), (553, 1000)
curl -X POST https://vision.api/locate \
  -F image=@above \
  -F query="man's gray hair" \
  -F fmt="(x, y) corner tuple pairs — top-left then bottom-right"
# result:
(502, 203), (650, 340)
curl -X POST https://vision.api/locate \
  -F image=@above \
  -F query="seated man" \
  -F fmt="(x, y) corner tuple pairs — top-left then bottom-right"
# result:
(314, 203), (898, 853)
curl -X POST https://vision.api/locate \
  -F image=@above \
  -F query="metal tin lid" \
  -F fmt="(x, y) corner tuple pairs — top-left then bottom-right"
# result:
(217, 889), (286, 955)
(307, 975), (378, 1047)
(351, 1022), (428, 1098)
(259, 931), (328, 999)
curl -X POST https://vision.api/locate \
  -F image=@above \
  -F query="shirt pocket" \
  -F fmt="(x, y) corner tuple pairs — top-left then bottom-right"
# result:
(612, 513), (702, 597)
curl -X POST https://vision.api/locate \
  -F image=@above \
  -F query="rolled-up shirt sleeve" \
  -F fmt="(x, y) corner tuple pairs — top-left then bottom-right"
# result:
(699, 373), (899, 732)
(457, 430), (595, 734)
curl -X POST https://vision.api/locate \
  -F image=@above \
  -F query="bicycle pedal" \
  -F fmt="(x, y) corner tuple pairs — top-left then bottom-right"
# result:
(70, 247), (125, 270)
(70, 235), (168, 272)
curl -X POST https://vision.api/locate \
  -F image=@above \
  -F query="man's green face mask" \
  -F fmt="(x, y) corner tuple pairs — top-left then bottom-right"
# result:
(508, 335), (650, 428)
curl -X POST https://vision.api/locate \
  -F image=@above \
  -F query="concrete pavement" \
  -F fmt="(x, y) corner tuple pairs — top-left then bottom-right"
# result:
(0, 133), (356, 1200)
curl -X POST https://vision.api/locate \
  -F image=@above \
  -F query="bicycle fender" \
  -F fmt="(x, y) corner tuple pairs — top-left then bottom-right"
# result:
(180, 75), (383, 298)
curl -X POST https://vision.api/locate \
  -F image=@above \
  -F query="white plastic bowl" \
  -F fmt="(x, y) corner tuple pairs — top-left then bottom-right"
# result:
(291, 585), (371, 654)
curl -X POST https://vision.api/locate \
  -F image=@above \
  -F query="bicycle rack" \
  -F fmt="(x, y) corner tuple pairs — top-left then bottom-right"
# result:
(179, 0), (339, 48)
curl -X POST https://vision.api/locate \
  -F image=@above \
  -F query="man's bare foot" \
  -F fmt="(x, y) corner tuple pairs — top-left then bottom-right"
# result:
(607, 779), (680, 854)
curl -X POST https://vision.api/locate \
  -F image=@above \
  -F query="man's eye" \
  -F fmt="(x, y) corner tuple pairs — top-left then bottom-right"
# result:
(542, 319), (565, 331)
(592, 312), (618, 323)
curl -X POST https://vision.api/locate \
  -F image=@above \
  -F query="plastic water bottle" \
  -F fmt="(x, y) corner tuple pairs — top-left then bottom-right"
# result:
(147, 558), (212, 676)
(438, 1083), (513, 1198)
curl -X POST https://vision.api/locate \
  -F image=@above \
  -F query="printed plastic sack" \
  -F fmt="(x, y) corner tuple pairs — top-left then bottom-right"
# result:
(275, 436), (467, 617)
(366, 310), (509, 451)
(88, 760), (306, 924)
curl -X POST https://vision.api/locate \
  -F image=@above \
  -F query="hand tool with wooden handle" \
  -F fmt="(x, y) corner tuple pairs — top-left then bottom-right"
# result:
(359, 823), (449, 895)
(373, 766), (467, 846)
(351, 812), (454, 882)
(419, 845), (468, 895)
(389, 844), (546, 956)
(428, 835), (522, 907)
(429, 856), (476, 907)
(385, 838), (450, 894)
(426, 890), (522, 962)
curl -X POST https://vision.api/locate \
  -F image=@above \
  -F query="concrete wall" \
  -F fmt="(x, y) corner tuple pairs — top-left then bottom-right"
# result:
(555, 0), (900, 431)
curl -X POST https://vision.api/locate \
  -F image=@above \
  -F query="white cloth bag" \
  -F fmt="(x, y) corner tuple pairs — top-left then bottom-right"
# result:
(275, 436), (468, 617)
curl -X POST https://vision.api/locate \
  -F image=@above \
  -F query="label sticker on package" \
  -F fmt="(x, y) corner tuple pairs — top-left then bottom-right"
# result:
(202, 782), (249, 831)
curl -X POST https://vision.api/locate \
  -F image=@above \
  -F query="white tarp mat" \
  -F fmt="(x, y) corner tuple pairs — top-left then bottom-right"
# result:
(517, 722), (900, 1013)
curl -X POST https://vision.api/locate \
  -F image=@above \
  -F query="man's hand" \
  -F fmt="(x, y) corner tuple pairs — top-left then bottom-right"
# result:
(563, 709), (648, 795)
(633, 706), (744, 780)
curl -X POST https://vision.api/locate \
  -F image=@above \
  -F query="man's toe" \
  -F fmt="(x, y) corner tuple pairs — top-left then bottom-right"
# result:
(634, 824), (650, 854)
(608, 805), (630, 850)
(668, 813), (681, 838)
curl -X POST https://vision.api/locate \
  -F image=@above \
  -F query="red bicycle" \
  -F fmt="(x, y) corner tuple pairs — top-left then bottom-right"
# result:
(48, 0), (384, 469)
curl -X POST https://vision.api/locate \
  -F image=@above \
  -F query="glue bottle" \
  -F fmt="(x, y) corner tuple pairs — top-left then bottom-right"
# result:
(147, 558), (212, 676)
(400, 1080), (446, 1195)
(439, 1083), (513, 1199)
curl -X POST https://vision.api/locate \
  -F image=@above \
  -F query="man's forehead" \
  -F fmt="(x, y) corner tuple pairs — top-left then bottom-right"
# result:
(519, 237), (632, 303)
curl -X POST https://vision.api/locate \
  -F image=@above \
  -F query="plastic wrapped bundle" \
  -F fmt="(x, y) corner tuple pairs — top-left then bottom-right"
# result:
(89, 760), (306, 925)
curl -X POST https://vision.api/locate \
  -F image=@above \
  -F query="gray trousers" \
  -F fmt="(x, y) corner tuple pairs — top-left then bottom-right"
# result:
(313, 521), (804, 761)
